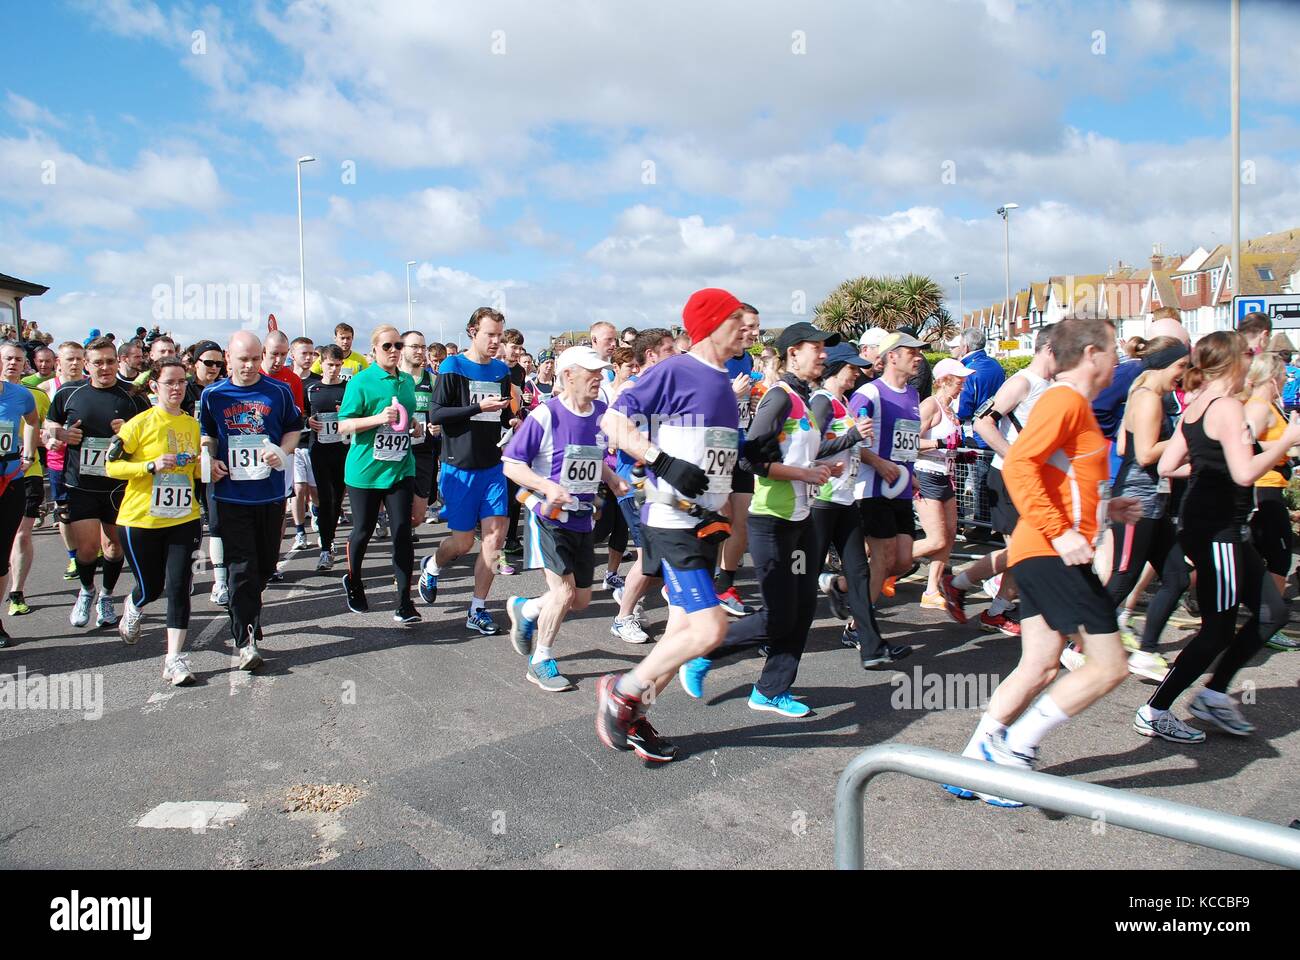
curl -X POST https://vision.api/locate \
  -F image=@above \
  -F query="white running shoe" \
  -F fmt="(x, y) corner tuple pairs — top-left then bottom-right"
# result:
(119, 595), (144, 644)
(163, 653), (195, 686)
(291, 532), (309, 552)
(1134, 704), (1205, 743)
(238, 641), (263, 671)
(1127, 649), (1169, 682)
(210, 581), (230, 607)
(610, 617), (650, 644)
(1188, 691), (1255, 736)
(70, 589), (93, 628)
(975, 732), (1034, 808)
(1058, 645), (1086, 672)
(95, 592), (118, 628)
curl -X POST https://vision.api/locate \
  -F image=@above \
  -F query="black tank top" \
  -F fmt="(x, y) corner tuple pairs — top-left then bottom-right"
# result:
(1180, 397), (1256, 541)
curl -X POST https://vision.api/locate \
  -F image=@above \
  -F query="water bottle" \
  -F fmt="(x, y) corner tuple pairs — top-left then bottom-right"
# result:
(200, 447), (211, 483)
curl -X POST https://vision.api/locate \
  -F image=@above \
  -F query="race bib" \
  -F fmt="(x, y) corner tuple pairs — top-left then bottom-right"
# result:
(340, 367), (355, 381)
(702, 427), (739, 494)
(737, 398), (754, 430)
(227, 435), (270, 481)
(316, 413), (342, 444)
(414, 391), (431, 429)
(149, 473), (194, 519)
(0, 419), (15, 457)
(891, 419), (921, 463)
(79, 437), (111, 477)
(373, 426), (411, 462)
(470, 380), (503, 422)
(560, 444), (603, 494)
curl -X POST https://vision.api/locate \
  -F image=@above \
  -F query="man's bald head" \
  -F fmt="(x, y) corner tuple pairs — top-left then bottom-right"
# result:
(264, 330), (289, 350)
(227, 331), (264, 386)
(1148, 316), (1190, 347)
(229, 331), (262, 355)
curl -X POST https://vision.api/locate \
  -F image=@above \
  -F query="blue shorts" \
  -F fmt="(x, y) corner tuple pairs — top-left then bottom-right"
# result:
(440, 462), (508, 532)
(617, 496), (642, 549)
(662, 561), (718, 614)
(48, 466), (67, 503)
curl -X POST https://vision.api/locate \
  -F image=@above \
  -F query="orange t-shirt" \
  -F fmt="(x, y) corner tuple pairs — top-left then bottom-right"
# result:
(1003, 383), (1110, 564)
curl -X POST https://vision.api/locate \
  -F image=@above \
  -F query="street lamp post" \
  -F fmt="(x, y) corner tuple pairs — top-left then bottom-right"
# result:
(1231, 0), (1241, 311)
(996, 204), (1018, 342)
(953, 272), (967, 330)
(405, 260), (417, 331)
(296, 156), (317, 338)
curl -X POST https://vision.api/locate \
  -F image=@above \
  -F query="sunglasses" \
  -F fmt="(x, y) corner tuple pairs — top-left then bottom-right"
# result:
(378, 342), (401, 352)
(198, 358), (226, 368)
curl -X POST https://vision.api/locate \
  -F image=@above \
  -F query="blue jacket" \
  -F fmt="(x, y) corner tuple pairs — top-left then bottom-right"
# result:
(1092, 358), (1145, 440)
(957, 350), (1006, 448)
(1284, 364), (1300, 406)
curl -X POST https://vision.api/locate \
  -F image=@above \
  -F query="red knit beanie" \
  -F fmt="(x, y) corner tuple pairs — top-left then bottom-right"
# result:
(682, 288), (742, 345)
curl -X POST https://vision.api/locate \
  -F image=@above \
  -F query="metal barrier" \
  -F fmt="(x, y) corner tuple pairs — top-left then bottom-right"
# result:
(835, 743), (1300, 870)
(952, 445), (995, 530)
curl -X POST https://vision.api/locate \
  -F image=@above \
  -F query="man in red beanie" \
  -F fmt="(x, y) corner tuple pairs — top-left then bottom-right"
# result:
(594, 288), (752, 762)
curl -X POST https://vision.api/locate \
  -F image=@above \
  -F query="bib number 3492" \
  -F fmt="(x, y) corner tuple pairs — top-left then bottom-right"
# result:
(374, 427), (411, 462)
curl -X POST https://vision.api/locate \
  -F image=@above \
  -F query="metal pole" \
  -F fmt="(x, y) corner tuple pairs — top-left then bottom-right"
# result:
(1231, 0), (1241, 313)
(297, 163), (307, 339)
(835, 743), (1300, 870)
(1003, 214), (1012, 342)
(406, 266), (413, 332)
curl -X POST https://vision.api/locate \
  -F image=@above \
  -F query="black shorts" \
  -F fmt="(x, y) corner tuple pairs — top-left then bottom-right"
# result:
(730, 467), (755, 495)
(66, 484), (125, 526)
(860, 496), (916, 539)
(1251, 488), (1294, 577)
(618, 496), (642, 549)
(412, 450), (436, 500)
(987, 467), (1019, 535)
(640, 523), (719, 578)
(24, 475), (43, 519)
(523, 513), (595, 588)
(1013, 555), (1118, 636)
(915, 469), (954, 502)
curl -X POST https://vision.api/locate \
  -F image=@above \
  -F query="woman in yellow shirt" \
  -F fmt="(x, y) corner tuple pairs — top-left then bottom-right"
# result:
(105, 358), (203, 685)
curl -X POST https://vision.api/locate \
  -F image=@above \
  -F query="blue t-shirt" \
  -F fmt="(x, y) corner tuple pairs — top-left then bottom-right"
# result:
(724, 351), (755, 440)
(1284, 364), (1300, 406)
(200, 376), (303, 505)
(0, 382), (35, 480)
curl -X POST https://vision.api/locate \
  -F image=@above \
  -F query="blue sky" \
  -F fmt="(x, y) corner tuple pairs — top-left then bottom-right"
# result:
(3, 0), (1299, 348)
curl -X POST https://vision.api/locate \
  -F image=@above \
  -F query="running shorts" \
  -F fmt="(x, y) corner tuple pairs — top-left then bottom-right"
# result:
(915, 469), (953, 502)
(859, 496), (916, 539)
(617, 496), (642, 549)
(413, 450), (436, 501)
(523, 513), (595, 587)
(987, 467), (1019, 535)
(66, 484), (125, 526)
(293, 447), (315, 486)
(48, 466), (67, 504)
(440, 462), (508, 531)
(640, 525), (719, 613)
(24, 475), (43, 519)
(1013, 555), (1118, 636)
(730, 466), (755, 495)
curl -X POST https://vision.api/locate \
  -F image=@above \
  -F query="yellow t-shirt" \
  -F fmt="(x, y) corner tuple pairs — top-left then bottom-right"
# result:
(25, 386), (49, 478)
(310, 350), (369, 381)
(105, 407), (202, 529)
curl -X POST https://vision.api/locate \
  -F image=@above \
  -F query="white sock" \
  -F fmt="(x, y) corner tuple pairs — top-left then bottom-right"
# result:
(964, 712), (1006, 757)
(1141, 703), (1168, 718)
(214, 565), (228, 586)
(616, 672), (647, 698)
(531, 645), (554, 665)
(470, 596), (485, 612)
(426, 556), (442, 576)
(521, 597), (544, 620)
(989, 595), (1011, 616)
(1197, 687), (1232, 705)
(952, 571), (973, 591)
(1006, 694), (1069, 755)
(1117, 608), (1131, 630)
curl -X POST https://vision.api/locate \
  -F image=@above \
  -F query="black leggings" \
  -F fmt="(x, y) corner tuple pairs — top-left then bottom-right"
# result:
(310, 444), (346, 550)
(1251, 488), (1294, 578)
(0, 475), (25, 577)
(809, 503), (885, 657)
(1149, 537), (1283, 710)
(1105, 515), (1189, 651)
(711, 514), (820, 697)
(592, 489), (630, 557)
(122, 520), (202, 629)
(347, 479), (414, 604)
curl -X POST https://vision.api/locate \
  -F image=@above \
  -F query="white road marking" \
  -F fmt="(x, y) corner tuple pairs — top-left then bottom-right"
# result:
(141, 691), (175, 715)
(136, 801), (248, 830)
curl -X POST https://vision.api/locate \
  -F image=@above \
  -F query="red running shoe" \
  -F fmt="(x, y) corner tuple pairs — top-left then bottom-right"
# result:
(938, 572), (968, 625)
(978, 611), (1021, 637)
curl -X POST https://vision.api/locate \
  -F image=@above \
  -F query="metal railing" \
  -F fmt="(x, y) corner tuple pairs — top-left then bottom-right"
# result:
(835, 743), (1300, 870)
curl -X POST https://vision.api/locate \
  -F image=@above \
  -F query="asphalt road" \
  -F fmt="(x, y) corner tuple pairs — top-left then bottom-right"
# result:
(1, 517), (1297, 870)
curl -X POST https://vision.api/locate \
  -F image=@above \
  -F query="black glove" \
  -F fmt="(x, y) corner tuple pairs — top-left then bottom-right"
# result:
(651, 450), (709, 499)
(741, 433), (783, 466)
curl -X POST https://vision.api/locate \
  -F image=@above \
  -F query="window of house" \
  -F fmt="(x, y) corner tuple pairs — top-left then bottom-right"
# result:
(0, 303), (14, 330)
(1258, 267), (1274, 281)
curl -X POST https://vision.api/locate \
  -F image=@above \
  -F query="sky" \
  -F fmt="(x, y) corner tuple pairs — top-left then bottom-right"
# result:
(2, 0), (1299, 349)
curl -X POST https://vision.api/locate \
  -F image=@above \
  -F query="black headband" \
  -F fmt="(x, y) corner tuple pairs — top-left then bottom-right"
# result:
(1145, 342), (1190, 371)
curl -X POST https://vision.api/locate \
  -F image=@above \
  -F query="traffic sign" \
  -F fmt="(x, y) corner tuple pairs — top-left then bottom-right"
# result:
(1234, 294), (1300, 329)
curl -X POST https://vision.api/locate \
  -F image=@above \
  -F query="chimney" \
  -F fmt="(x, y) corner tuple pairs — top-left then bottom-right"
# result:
(1150, 242), (1164, 272)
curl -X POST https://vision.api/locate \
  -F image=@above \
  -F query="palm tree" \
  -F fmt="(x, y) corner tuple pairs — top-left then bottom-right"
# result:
(815, 273), (948, 339)
(896, 274), (944, 329)
(920, 306), (957, 345)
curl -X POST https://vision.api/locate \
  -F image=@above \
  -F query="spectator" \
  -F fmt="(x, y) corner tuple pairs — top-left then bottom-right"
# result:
(898, 325), (933, 399)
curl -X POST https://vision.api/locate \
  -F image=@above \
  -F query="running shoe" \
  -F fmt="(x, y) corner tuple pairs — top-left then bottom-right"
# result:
(919, 591), (947, 612)
(64, 558), (77, 581)
(95, 592), (118, 628)
(268, 568), (286, 583)
(376, 517), (390, 540)
(748, 688), (811, 718)
(938, 572), (968, 624)
(1133, 704), (1205, 743)
(881, 576), (897, 598)
(393, 603), (422, 625)
(291, 531), (309, 552)
(627, 716), (677, 762)
(975, 731), (1035, 808)
(717, 587), (757, 617)
(417, 557), (439, 605)
(506, 596), (537, 656)
(678, 657), (712, 699)
(1265, 631), (1300, 652)
(527, 658), (574, 692)
(1120, 628), (1141, 653)
(210, 580), (230, 607)
(316, 549), (333, 572)
(604, 571), (626, 600)
(819, 573), (849, 621)
(826, 543), (842, 573)
(1127, 649), (1169, 682)
(610, 616), (650, 644)
(119, 594), (144, 644)
(238, 641), (263, 672)
(861, 643), (912, 670)
(466, 608), (499, 636)
(1188, 691), (1255, 736)
(503, 539), (523, 557)
(70, 589), (93, 628)
(162, 653), (195, 687)
(0, 624), (9, 648)
(1059, 645), (1086, 671)
(343, 573), (369, 614)
(595, 673), (638, 752)
(942, 742), (988, 800)
(979, 610), (1021, 636)
(494, 556), (517, 577)
(839, 624), (860, 649)
(7, 593), (30, 616)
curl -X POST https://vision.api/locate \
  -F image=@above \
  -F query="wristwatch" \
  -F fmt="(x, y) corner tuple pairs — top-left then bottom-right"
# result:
(146, 461), (157, 475)
(644, 443), (662, 464)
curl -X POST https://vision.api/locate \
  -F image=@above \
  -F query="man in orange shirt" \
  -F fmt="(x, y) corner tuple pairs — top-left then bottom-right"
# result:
(950, 318), (1142, 807)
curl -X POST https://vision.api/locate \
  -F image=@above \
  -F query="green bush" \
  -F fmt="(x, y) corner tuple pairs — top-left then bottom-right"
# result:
(923, 351), (951, 366)
(999, 355), (1032, 376)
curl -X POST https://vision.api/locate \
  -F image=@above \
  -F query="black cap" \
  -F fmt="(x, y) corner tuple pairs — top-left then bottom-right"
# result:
(192, 340), (222, 358)
(823, 342), (873, 372)
(776, 322), (840, 356)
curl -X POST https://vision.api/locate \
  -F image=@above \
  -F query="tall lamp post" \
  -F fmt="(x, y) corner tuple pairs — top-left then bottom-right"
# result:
(996, 203), (1018, 342)
(953, 272), (968, 331)
(405, 260), (417, 331)
(296, 156), (317, 338)
(1230, 0), (1241, 314)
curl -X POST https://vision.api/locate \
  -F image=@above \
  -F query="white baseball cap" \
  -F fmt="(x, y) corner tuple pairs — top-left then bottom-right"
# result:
(858, 327), (889, 347)
(556, 345), (613, 375)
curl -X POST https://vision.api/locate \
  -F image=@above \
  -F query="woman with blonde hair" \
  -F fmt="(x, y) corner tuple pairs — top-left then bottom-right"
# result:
(912, 359), (973, 610)
(1242, 351), (1299, 651)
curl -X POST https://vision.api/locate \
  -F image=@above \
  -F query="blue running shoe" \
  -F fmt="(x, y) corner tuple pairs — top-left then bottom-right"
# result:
(418, 556), (438, 605)
(942, 783), (975, 800)
(506, 596), (537, 657)
(678, 657), (711, 699)
(466, 608), (499, 636)
(975, 732), (1033, 808)
(747, 688), (811, 718)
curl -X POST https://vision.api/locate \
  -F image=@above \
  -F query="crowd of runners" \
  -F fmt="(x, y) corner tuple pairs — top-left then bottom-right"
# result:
(1, 295), (1296, 790)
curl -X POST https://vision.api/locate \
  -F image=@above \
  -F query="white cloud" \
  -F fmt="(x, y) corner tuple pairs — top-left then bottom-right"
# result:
(361, 187), (490, 254)
(5, 92), (64, 129)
